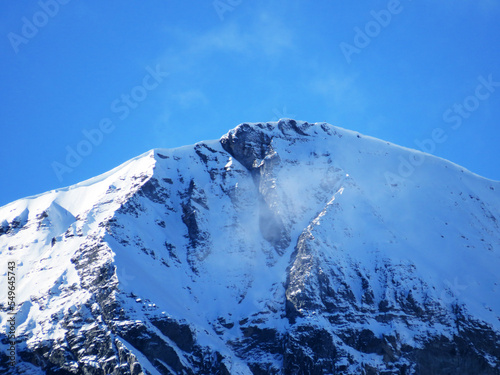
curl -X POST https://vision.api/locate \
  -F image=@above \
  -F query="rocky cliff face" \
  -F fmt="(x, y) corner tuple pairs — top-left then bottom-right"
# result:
(1, 119), (499, 374)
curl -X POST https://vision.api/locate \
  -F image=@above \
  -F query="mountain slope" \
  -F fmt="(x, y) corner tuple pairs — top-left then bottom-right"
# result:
(1, 119), (499, 374)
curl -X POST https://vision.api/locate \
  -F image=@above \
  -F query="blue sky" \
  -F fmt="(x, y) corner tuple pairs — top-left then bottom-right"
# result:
(1, 0), (499, 207)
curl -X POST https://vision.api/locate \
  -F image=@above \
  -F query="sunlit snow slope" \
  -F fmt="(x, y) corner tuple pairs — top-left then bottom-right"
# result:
(1, 119), (499, 374)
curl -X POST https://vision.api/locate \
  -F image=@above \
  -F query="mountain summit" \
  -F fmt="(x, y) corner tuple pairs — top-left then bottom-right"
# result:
(1, 119), (499, 374)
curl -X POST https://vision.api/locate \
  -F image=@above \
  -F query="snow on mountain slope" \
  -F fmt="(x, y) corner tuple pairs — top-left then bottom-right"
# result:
(1, 119), (499, 374)
(0, 151), (160, 373)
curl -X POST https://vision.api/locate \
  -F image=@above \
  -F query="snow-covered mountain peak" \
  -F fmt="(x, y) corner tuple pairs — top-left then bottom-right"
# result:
(0, 149), (158, 223)
(1, 120), (499, 374)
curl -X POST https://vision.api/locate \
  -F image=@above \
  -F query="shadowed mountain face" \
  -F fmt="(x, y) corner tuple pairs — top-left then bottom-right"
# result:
(1, 119), (499, 374)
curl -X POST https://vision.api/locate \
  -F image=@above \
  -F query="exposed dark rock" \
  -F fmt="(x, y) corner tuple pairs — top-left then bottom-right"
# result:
(413, 332), (500, 375)
(221, 122), (292, 253)
(220, 123), (273, 172)
(119, 321), (185, 374)
(137, 177), (170, 204)
(283, 326), (337, 375)
(150, 316), (195, 352)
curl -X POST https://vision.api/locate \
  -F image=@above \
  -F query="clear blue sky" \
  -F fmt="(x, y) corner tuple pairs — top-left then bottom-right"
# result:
(1, 0), (499, 207)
